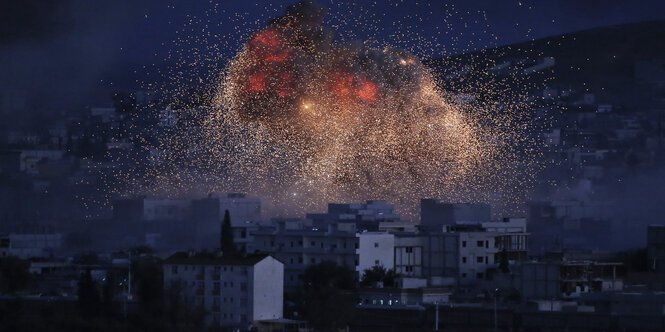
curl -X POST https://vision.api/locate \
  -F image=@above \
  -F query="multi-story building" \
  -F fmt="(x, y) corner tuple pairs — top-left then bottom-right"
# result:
(445, 218), (528, 285)
(163, 252), (283, 329)
(307, 200), (400, 231)
(420, 199), (491, 230)
(356, 230), (459, 287)
(251, 219), (358, 290)
(357, 232), (395, 279)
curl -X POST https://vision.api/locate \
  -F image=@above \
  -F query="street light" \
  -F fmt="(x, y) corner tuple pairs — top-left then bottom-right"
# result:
(494, 288), (499, 332)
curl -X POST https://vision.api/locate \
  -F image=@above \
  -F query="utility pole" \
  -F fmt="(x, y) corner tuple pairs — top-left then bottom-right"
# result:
(494, 288), (499, 332)
(435, 301), (439, 331)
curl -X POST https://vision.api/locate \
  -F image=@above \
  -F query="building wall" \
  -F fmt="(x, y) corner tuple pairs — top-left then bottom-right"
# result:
(459, 232), (496, 282)
(252, 227), (358, 289)
(163, 258), (283, 327)
(421, 233), (459, 285)
(252, 257), (284, 321)
(421, 200), (490, 229)
(394, 235), (423, 277)
(219, 194), (261, 226)
(520, 262), (560, 300)
(357, 232), (395, 278)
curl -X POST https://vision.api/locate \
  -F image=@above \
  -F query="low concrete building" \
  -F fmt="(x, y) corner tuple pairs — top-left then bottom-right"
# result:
(163, 252), (283, 329)
(251, 219), (357, 290)
(357, 232), (395, 279)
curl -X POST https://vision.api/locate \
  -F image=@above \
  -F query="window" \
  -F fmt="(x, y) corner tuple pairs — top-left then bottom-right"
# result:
(240, 298), (247, 305)
(310, 258), (316, 264)
(171, 266), (178, 274)
(462, 241), (467, 247)
(230, 282), (234, 288)
(213, 282), (220, 291)
(240, 230), (246, 238)
(485, 240), (489, 248)
(311, 241), (315, 247)
(477, 272), (484, 279)
(477, 256), (484, 263)
(462, 257), (467, 264)
(240, 282), (247, 291)
(290, 241), (294, 247)
(405, 266), (414, 272)
(477, 241), (484, 247)
(375, 260), (380, 265)
(214, 266), (221, 273)
(485, 256), (488, 264)
(298, 257), (303, 264)
(374, 242), (379, 248)
(290, 258), (294, 264)
(462, 273), (467, 278)
(405, 247), (413, 253)
(213, 297), (220, 306)
(241, 314), (247, 322)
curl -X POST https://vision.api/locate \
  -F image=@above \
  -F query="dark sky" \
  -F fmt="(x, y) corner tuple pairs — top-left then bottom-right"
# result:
(1, 0), (664, 112)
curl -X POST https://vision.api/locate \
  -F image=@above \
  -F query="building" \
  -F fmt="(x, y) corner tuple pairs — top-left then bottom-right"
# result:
(528, 200), (613, 255)
(357, 232), (395, 279)
(251, 219), (358, 290)
(110, 193), (262, 249)
(219, 193), (261, 226)
(420, 200), (491, 230)
(307, 200), (399, 231)
(648, 225), (665, 274)
(163, 252), (284, 328)
(444, 218), (528, 285)
(0, 233), (62, 259)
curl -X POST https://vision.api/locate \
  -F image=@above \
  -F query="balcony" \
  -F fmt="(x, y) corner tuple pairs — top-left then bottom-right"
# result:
(196, 274), (205, 280)
(212, 274), (220, 280)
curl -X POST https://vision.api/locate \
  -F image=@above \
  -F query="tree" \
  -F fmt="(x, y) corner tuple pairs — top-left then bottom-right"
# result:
(133, 258), (164, 317)
(0, 256), (30, 294)
(301, 261), (357, 332)
(221, 209), (236, 256)
(360, 265), (397, 287)
(77, 268), (101, 317)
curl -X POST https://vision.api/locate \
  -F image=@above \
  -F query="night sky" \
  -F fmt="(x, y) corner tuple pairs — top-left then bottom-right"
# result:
(2, 0), (665, 112)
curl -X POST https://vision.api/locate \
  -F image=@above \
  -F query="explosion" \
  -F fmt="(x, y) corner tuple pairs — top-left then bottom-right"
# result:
(206, 1), (493, 216)
(110, 1), (538, 219)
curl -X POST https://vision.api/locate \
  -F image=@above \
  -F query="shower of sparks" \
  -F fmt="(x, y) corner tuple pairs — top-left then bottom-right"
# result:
(103, 1), (544, 219)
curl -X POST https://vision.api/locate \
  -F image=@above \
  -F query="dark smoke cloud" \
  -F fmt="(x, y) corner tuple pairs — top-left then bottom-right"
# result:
(0, 0), (163, 117)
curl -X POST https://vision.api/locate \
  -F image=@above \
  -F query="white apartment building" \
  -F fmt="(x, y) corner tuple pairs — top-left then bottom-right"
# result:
(449, 218), (528, 285)
(357, 232), (395, 279)
(163, 252), (283, 328)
